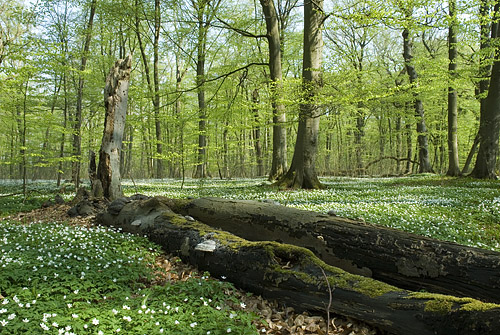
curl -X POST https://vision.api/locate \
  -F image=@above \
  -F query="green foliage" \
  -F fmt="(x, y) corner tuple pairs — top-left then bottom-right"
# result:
(0, 181), (74, 215)
(122, 175), (500, 251)
(0, 221), (258, 334)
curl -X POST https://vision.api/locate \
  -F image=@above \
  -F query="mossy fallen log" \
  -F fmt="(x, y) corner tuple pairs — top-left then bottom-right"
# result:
(168, 197), (500, 303)
(97, 197), (500, 335)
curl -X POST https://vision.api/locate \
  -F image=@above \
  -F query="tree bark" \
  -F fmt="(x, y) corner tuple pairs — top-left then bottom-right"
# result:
(472, 3), (500, 179)
(252, 89), (264, 176)
(73, 0), (97, 189)
(447, 0), (461, 176)
(97, 56), (132, 200)
(97, 197), (500, 335)
(260, 0), (287, 181)
(274, 0), (325, 189)
(170, 197), (500, 304)
(402, 26), (433, 173)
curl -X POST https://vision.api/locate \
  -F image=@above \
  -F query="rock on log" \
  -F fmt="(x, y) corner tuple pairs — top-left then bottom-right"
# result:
(96, 197), (500, 335)
(168, 197), (500, 304)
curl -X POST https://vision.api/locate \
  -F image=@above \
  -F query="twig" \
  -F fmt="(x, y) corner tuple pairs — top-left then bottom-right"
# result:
(320, 267), (334, 334)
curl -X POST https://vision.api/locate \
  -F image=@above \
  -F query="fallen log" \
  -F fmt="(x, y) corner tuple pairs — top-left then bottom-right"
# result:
(96, 197), (500, 335)
(168, 197), (500, 304)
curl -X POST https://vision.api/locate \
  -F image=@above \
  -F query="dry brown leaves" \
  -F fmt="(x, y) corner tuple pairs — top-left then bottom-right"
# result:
(2, 204), (380, 335)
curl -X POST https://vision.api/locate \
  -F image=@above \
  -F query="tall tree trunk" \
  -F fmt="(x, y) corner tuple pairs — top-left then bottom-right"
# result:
(274, 0), (324, 189)
(402, 26), (433, 173)
(193, 0), (210, 178)
(252, 89), (264, 176)
(260, 0), (287, 181)
(472, 4), (500, 179)
(153, 0), (163, 179)
(73, 0), (97, 189)
(97, 56), (132, 200)
(447, 0), (461, 176)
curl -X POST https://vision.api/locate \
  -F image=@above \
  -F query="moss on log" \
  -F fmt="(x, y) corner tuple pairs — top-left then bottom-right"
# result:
(169, 197), (500, 303)
(97, 197), (500, 335)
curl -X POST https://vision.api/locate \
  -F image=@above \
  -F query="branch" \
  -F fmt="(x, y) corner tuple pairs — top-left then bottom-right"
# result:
(213, 15), (267, 39)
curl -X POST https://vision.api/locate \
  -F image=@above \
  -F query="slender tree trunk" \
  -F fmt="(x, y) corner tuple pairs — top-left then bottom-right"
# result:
(153, 0), (163, 179)
(57, 72), (68, 187)
(97, 56), (132, 200)
(252, 89), (264, 176)
(274, 0), (324, 189)
(447, 0), (461, 176)
(194, 1), (209, 178)
(402, 27), (433, 173)
(73, 0), (97, 189)
(260, 0), (287, 181)
(396, 115), (402, 174)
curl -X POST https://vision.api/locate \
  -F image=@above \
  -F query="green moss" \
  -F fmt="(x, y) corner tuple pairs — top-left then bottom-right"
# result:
(424, 299), (453, 314)
(408, 292), (500, 312)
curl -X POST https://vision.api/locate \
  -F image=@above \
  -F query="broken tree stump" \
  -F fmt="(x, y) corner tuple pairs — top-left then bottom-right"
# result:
(168, 197), (500, 304)
(96, 197), (500, 335)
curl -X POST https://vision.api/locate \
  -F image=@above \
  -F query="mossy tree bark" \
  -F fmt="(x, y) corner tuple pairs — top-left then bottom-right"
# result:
(274, 0), (324, 189)
(171, 197), (500, 304)
(97, 197), (500, 335)
(97, 55), (132, 200)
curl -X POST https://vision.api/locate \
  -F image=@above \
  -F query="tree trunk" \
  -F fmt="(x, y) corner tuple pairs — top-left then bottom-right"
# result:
(260, 0), (287, 181)
(97, 197), (500, 335)
(153, 0), (163, 179)
(73, 0), (97, 189)
(402, 27), (433, 173)
(97, 56), (132, 200)
(447, 0), (461, 176)
(194, 3), (208, 179)
(171, 197), (500, 304)
(274, 0), (324, 189)
(472, 3), (500, 179)
(252, 89), (264, 176)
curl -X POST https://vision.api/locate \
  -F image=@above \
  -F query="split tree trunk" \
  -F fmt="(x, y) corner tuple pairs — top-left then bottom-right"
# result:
(97, 55), (132, 200)
(171, 197), (500, 304)
(97, 197), (500, 335)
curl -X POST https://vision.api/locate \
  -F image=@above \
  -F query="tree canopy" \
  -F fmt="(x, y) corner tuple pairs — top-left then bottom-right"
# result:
(0, 0), (498, 184)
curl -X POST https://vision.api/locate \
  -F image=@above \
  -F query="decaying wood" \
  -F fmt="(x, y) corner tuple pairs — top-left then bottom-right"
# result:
(97, 55), (132, 200)
(169, 197), (500, 304)
(96, 196), (500, 335)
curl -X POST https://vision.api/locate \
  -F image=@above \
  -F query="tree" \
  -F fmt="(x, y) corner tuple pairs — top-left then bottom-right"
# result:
(135, 0), (163, 178)
(274, 0), (324, 189)
(400, 4), (433, 173)
(471, 2), (500, 179)
(260, 0), (288, 181)
(73, 0), (97, 188)
(446, 0), (460, 176)
(97, 55), (132, 200)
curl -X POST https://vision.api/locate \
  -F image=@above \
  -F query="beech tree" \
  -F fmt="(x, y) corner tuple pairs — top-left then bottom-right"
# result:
(275, 0), (324, 189)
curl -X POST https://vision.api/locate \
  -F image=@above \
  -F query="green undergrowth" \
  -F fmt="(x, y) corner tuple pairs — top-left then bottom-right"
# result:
(0, 180), (74, 215)
(120, 175), (500, 251)
(0, 221), (258, 334)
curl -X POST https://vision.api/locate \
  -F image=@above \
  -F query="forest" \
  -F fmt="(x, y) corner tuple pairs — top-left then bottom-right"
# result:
(2, 0), (500, 185)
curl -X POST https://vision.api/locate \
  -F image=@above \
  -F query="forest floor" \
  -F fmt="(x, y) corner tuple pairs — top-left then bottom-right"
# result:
(4, 202), (378, 335)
